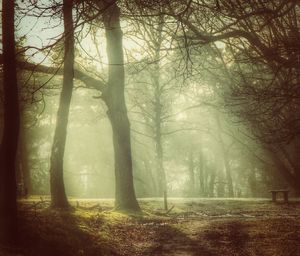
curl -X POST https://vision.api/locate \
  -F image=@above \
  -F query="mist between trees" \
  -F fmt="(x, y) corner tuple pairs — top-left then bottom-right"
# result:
(0, 0), (300, 244)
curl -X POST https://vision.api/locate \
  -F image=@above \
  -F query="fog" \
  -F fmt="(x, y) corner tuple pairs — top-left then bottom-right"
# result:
(18, 38), (287, 200)
(1, 1), (300, 254)
(2, 0), (299, 205)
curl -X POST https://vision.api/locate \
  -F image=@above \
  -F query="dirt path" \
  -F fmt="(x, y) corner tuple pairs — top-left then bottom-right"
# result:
(110, 215), (300, 256)
(95, 199), (300, 256)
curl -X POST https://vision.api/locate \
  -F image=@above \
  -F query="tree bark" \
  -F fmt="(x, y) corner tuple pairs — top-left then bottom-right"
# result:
(103, 2), (140, 211)
(49, 0), (74, 208)
(0, 0), (19, 244)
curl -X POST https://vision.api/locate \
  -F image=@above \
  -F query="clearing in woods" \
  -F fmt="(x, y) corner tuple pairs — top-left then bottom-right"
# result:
(2, 198), (300, 256)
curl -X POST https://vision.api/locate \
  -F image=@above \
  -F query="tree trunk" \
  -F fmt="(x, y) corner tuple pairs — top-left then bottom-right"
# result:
(19, 127), (31, 196)
(215, 114), (234, 197)
(49, 0), (74, 208)
(152, 20), (168, 210)
(248, 167), (257, 197)
(103, 3), (140, 212)
(0, 0), (19, 244)
(208, 170), (216, 197)
(143, 159), (158, 196)
(188, 151), (195, 197)
(198, 144), (205, 196)
(155, 131), (167, 210)
(223, 150), (234, 197)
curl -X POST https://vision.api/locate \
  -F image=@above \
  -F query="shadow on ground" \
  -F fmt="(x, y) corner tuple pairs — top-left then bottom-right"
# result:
(2, 199), (300, 256)
(140, 220), (250, 256)
(7, 208), (118, 256)
(143, 223), (218, 256)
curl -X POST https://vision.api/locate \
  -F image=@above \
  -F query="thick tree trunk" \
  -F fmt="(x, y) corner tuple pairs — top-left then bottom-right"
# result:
(0, 0), (19, 244)
(49, 0), (74, 208)
(103, 3), (140, 211)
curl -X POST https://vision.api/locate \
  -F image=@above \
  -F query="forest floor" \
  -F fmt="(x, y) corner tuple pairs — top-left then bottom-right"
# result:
(1, 198), (300, 256)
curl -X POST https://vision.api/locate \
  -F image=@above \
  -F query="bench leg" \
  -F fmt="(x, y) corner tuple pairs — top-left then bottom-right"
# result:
(272, 192), (276, 202)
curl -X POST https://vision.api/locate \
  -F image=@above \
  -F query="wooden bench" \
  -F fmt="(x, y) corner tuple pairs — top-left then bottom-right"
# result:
(270, 190), (289, 202)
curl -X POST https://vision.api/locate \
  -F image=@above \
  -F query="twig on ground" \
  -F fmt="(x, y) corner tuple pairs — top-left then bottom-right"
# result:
(165, 205), (175, 215)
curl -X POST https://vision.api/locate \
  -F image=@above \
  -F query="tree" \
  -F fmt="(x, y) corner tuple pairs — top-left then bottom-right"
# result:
(0, 0), (142, 211)
(49, 0), (74, 208)
(101, 1), (140, 211)
(160, 0), (300, 195)
(123, 5), (190, 208)
(215, 113), (234, 197)
(0, 0), (20, 244)
(126, 13), (170, 209)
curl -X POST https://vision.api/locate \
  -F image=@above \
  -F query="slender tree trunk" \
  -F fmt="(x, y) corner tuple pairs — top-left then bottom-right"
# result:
(0, 0), (19, 244)
(154, 76), (168, 209)
(49, 0), (74, 208)
(203, 168), (209, 197)
(143, 159), (158, 196)
(208, 170), (216, 197)
(19, 127), (31, 196)
(215, 114), (234, 197)
(103, 3), (140, 211)
(152, 19), (168, 210)
(188, 151), (195, 197)
(157, 139), (168, 210)
(198, 142), (205, 196)
(155, 122), (167, 209)
(223, 150), (234, 197)
(248, 167), (257, 197)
